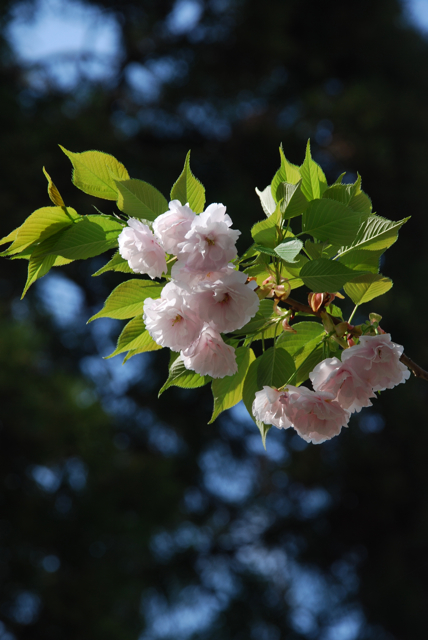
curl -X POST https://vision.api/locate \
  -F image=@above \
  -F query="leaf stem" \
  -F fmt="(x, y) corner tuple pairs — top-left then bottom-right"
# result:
(348, 305), (358, 323)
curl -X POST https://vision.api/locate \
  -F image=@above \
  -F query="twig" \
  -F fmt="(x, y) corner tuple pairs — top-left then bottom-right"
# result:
(399, 354), (428, 382)
(284, 297), (428, 382)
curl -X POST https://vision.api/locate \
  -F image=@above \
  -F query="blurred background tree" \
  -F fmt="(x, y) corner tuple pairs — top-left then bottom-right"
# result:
(1, 0), (428, 638)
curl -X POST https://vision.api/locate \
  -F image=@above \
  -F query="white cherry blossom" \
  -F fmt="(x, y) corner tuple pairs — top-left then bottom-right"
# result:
(177, 203), (240, 272)
(310, 356), (376, 413)
(341, 333), (410, 392)
(153, 200), (195, 254)
(143, 281), (203, 351)
(118, 219), (166, 279)
(252, 386), (294, 429)
(189, 269), (260, 333)
(284, 386), (350, 444)
(181, 324), (237, 378)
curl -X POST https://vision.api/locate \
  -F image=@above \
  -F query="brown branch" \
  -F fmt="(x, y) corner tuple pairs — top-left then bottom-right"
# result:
(284, 297), (428, 382)
(399, 353), (428, 382)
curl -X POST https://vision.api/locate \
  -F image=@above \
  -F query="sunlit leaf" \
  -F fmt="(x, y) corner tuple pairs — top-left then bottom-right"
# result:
(344, 273), (393, 305)
(209, 347), (256, 423)
(60, 147), (129, 200)
(89, 279), (164, 322)
(115, 178), (168, 220)
(170, 150), (205, 213)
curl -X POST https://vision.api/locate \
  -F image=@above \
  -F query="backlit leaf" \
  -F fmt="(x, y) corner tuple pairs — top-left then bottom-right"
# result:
(60, 147), (129, 200)
(115, 178), (168, 220)
(106, 316), (162, 358)
(344, 273), (393, 305)
(299, 140), (328, 201)
(209, 347), (256, 423)
(170, 150), (205, 213)
(89, 279), (164, 322)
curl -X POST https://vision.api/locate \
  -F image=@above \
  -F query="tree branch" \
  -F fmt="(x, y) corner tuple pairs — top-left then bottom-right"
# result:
(399, 353), (428, 381)
(284, 296), (428, 382)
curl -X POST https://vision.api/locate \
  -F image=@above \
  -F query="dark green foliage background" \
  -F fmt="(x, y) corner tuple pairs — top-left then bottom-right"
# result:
(0, 0), (427, 638)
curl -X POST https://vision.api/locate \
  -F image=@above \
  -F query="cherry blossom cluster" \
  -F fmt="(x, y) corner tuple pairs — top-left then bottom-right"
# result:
(118, 200), (260, 378)
(253, 333), (410, 444)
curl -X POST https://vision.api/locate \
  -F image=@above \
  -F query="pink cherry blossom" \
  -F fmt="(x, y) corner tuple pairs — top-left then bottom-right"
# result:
(252, 386), (294, 429)
(171, 260), (236, 288)
(310, 357), (376, 413)
(177, 203), (240, 272)
(341, 333), (410, 392)
(153, 200), (196, 254)
(143, 281), (203, 351)
(284, 387), (350, 444)
(189, 269), (260, 333)
(181, 324), (237, 378)
(118, 219), (167, 279)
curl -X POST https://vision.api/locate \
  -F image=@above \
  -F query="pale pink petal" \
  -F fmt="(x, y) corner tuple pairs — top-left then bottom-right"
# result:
(284, 387), (350, 444)
(181, 324), (237, 378)
(341, 333), (410, 391)
(143, 281), (203, 351)
(153, 200), (196, 254)
(252, 386), (294, 429)
(310, 357), (375, 413)
(118, 219), (167, 279)
(177, 203), (240, 272)
(189, 269), (260, 333)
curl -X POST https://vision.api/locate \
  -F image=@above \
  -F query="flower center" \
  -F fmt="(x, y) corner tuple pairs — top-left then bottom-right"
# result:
(219, 292), (231, 305)
(205, 236), (216, 246)
(172, 314), (183, 326)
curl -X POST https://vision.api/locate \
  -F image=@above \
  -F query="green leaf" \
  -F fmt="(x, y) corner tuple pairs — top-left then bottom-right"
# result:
(89, 279), (164, 322)
(253, 244), (278, 257)
(22, 229), (73, 298)
(1, 207), (80, 256)
(277, 321), (325, 353)
(322, 183), (352, 206)
(326, 304), (344, 320)
(274, 238), (303, 263)
(251, 203), (281, 247)
(170, 150), (205, 213)
(43, 167), (65, 207)
(59, 146), (129, 200)
(0, 227), (19, 247)
(271, 145), (301, 202)
(293, 345), (324, 386)
(299, 140), (328, 201)
(277, 321), (325, 385)
(257, 347), (295, 389)
(255, 185), (276, 216)
(278, 180), (309, 218)
(338, 215), (410, 257)
(302, 199), (365, 245)
(344, 273), (393, 305)
(44, 216), (123, 260)
(304, 240), (325, 260)
(300, 258), (367, 292)
(92, 251), (134, 276)
(106, 316), (162, 358)
(159, 355), (211, 395)
(337, 248), (383, 274)
(115, 178), (168, 220)
(280, 254), (308, 289)
(322, 175), (372, 215)
(243, 357), (261, 417)
(209, 347), (256, 423)
(347, 174), (372, 215)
